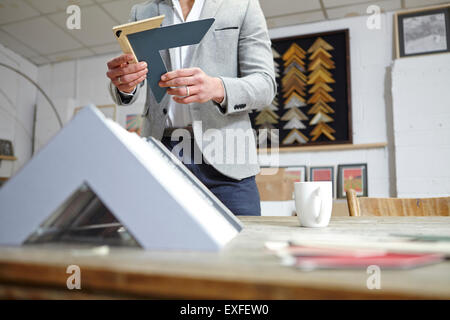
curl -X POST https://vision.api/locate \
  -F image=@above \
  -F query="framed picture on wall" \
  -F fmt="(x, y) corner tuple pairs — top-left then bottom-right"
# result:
(251, 29), (352, 150)
(395, 5), (450, 58)
(0, 177), (8, 188)
(285, 166), (307, 182)
(309, 166), (335, 197)
(126, 114), (143, 136)
(0, 139), (14, 157)
(337, 163), (368, 199)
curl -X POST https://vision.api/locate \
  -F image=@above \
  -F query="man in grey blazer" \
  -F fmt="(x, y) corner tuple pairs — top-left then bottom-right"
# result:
(107, 0), (276, 216)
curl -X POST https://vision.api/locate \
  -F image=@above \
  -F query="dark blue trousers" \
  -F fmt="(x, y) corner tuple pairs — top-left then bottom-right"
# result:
(161, 137), (261, 216)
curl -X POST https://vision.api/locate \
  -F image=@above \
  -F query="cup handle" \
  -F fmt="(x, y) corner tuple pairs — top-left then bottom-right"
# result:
(313, 186), (326, 225)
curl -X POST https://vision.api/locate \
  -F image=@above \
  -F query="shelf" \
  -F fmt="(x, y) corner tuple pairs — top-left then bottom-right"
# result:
(0, 155), (17, 161)
(258, 142), (388, 153)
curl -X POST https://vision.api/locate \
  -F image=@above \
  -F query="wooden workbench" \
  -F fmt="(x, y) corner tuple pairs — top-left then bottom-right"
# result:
(0, 216), (449, 299)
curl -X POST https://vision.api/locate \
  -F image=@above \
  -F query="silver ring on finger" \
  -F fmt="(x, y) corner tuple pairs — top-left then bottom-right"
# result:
(185, 85), (190, 97)
(118, 76), (122, 85)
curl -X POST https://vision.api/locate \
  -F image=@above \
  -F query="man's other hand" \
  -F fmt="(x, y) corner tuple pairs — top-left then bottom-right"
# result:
(159, 67), (225, 104)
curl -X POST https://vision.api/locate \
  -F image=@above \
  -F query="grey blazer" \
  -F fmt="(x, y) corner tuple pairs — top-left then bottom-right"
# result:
(109, 0), (276, 180)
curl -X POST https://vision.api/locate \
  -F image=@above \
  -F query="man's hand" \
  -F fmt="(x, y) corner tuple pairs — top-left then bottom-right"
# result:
(159, 67), (225, 104)
(106, 54), (148, 93)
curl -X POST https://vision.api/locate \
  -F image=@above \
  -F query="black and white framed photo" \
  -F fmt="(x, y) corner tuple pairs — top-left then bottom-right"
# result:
(337, 164), (368, 199)
(0, 139), (14, 157)
(395, 5), (450, 58)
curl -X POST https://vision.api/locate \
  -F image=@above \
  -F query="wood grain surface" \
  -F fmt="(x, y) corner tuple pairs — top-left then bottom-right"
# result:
(257, 142), (387, 153)
(346, 191), (450, 217)
(0, 216), (449, 299)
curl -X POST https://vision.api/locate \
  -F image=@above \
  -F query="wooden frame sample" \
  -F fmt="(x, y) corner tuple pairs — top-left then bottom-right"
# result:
(337, 163), (368, 199)
(252, 29), (352, 149)
(113, 15), (165, 64)
(395, 4), (450, 58)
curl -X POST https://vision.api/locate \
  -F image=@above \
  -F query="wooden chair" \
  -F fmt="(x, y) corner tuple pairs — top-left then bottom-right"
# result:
(346, 189), (450, 217)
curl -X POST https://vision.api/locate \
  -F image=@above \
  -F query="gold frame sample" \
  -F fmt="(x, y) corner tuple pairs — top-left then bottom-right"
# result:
(113, 15), (165, 64)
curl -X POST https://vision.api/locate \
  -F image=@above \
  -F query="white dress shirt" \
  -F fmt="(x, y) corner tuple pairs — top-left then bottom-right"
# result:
(166, 0), (205, 128)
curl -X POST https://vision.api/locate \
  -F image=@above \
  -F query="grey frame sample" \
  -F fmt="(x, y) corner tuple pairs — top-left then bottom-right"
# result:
(116, 18), (215, 102)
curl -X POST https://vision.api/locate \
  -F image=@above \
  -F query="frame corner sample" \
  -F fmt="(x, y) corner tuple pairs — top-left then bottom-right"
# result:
(251, 29), (352, 150)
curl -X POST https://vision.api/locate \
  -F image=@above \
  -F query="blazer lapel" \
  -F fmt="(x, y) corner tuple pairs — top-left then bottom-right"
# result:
(200, 0), (223, 19)
(189, 0), (223, 67)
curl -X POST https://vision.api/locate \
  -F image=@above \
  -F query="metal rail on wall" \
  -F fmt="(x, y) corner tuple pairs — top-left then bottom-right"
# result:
(0, 62), (63, 129)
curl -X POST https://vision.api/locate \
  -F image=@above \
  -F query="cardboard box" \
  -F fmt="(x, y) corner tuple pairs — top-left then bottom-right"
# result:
(256, 168), (297, 201)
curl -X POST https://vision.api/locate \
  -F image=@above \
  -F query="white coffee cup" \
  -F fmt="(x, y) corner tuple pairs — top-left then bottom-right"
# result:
(294, 181), (332, 227)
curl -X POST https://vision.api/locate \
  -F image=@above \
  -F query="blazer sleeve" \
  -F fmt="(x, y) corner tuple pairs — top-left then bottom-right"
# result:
(109, 4), (144, 106)
(217, 0), (277, 115)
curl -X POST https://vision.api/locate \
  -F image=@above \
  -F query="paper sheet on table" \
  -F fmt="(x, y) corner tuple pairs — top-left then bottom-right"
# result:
(287, 234), (450, 256)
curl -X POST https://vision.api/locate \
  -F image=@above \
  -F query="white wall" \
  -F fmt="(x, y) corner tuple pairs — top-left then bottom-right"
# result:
(392, 53), (450, 197)
(0, 44), (38, 177)
(264, 13), (396, 197)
